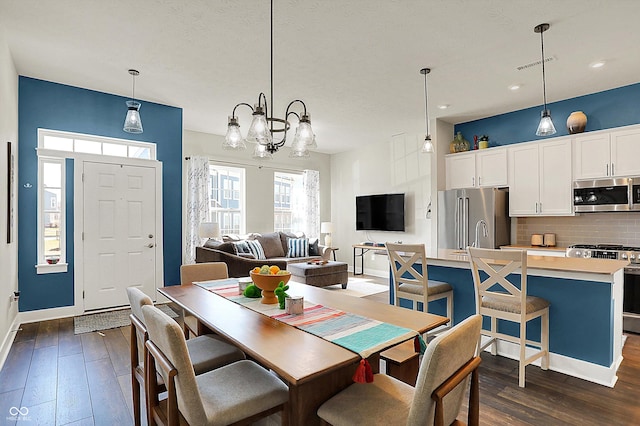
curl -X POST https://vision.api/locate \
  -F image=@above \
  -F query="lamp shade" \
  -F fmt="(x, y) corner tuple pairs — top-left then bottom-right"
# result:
(123, 101), (143, 133)
(223, 117), (246, 150)
(199, 222), (220, 239)
(536, 109), (557, 136)
(246, 107), (272, 145)
(321, 222), (334, 234)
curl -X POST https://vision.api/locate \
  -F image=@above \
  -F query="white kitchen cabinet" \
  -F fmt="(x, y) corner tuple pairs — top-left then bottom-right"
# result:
(445, 148), (507, 189)
(509, 138), (573, 216)
(574, 127), (640, 179)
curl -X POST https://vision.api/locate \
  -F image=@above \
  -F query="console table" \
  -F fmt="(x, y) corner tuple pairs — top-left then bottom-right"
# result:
(352, 244), (387, 275)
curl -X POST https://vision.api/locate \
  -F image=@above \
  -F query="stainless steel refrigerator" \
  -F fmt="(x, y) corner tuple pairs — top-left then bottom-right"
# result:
(437, 188), (510, 250)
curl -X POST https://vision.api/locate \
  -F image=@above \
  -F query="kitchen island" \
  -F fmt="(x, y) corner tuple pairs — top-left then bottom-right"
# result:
(390, 249), (627, 387)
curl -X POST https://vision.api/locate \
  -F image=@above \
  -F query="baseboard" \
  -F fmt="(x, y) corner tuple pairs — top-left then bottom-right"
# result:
(16, 305), (83, 325)
(481, 336), (619, 387)
(0, 316), (21, 372)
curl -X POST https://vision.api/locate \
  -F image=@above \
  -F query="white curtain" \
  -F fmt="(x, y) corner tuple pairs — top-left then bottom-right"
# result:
(302, 169), (320, 238)
(185, 156), (210, 264)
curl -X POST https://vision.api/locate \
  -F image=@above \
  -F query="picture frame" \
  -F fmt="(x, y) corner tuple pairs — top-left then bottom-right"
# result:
(7, 141), (14, 243)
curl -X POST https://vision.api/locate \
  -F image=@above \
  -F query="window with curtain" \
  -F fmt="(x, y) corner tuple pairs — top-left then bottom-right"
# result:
(274, 172), (303, 233)
(210, 164), (245, 235)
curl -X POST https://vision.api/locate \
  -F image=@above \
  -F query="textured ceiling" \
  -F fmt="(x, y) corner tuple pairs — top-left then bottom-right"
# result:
(1, 0), (639, 154)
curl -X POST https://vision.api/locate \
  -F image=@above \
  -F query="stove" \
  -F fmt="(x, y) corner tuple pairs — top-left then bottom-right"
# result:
(566, 244), (640, 265)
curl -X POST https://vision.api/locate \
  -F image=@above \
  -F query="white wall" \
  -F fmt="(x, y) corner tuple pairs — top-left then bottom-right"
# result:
(0, 25), (19, 367)
(330, 132), (435, 276)
(182, 130), (332, 261)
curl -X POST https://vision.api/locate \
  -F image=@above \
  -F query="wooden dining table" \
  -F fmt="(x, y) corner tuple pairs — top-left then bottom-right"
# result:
(159, 281), (448, 425)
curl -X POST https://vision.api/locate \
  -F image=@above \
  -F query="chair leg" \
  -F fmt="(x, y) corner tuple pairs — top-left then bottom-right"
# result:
(490, 317), (497, 356)
(518, 320), (527, 388)
(132, 372), (141, 426)
(541, 311), (550, 370)
(446, 293), (453, 324)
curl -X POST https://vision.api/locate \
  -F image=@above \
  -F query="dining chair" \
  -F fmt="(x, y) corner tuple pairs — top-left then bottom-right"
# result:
(386, 243), (453, 333)
(467, 247), (549, 387)
(142, 304), (289, 426)
(126, 287), (245, 426)
(180, 262), (229, 338)
(317, 314), (482, 426)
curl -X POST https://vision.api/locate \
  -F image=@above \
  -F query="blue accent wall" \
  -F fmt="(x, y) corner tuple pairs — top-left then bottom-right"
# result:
(454, 82), (640, 147)
(18, 77), (183, 312)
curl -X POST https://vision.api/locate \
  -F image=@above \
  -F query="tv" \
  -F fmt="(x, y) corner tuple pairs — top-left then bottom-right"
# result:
(356, 193), (405, 231)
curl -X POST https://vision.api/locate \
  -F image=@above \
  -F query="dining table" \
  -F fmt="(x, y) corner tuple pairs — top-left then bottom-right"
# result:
(158, 280), (449, 425)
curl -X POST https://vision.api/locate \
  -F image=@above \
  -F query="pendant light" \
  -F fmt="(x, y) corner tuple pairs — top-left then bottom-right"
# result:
(420, 68), (434, 153)
(534, 23), (556, 136)
(123, 69), (143, 134)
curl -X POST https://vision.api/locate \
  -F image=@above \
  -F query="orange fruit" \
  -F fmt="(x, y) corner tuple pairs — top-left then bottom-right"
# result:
(252, 267), (261, 274)
(269, 265), (280, 275)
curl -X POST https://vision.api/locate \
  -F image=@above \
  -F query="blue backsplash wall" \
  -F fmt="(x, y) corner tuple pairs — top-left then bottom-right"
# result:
(18, 77), (183, 312)
(454, 82), (640, 146)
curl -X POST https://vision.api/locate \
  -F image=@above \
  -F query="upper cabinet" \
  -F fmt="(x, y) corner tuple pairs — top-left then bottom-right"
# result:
(574, 127), (640, 179)
(509, 138), (573, 216)
(445, 147), (508, 189)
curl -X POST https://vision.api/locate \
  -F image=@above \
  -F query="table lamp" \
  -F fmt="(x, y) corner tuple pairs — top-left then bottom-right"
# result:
(199, 222), (221, 243)
(321, 222), (334, 247)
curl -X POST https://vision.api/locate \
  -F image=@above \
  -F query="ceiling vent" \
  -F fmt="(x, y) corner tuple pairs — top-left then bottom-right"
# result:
(516, 56), (556, 71)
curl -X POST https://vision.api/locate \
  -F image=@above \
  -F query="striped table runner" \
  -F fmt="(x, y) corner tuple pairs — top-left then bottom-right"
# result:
(195, 279), (421, 360)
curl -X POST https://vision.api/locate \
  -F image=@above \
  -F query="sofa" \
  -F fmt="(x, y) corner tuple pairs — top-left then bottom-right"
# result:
(195, 231), (335, 278)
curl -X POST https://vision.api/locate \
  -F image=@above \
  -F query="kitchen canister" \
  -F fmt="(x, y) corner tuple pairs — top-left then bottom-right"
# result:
(531, 234), (544, 246)
(543, 233), (557, 247)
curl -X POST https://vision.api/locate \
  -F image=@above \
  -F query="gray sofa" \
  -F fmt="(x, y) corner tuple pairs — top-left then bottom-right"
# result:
(195, 231), (335, 278)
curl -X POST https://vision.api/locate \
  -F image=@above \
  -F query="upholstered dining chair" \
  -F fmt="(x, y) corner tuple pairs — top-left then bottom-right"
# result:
(180, 262), (229, 338)
(386, 243), (454, 334)
(317, 314), (482, 426)
(126, 287), (245, 426)
(467, 247), (549, 387)
(142, 304), (289, 426)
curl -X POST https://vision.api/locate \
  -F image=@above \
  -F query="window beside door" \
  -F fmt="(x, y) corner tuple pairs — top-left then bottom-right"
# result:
(37, 157), (67, 273)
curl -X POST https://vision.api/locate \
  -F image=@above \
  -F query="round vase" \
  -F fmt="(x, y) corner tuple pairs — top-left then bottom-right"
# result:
(567, 111), (587, 134)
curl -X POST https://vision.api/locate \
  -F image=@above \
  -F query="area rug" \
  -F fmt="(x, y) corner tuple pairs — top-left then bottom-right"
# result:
(73, 304), (178, 334)
(321, 277), (388, 298)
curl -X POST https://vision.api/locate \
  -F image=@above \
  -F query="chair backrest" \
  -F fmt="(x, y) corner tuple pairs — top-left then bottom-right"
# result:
(180, 262), (229, 285)
(386, 243), (429, 297)
(126, 287), (153, 365)
(467, 247), (527, 314)
(408, 314), (482, 426)
(142, 304), (208, 425)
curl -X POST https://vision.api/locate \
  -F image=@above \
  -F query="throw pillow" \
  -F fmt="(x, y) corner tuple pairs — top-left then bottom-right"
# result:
(256, 232), (285, 258)
(246, 239), (266, 260)
(308, 238), (319, 256)
(233, 241), (251, 254)
(279, 231), (298, 255)
(287, 238), (309, 258)
(203, 240), (237, 255)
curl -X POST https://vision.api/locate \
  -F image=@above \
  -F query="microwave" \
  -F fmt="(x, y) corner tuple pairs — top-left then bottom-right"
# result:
(573, 178), (631, 212)
(632, 181), (640, 211)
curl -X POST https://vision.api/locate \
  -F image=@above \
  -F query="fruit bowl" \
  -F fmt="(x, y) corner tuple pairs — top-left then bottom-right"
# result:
(250, 271), (291, 304)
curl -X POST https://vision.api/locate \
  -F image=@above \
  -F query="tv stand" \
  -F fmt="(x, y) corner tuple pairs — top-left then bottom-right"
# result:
(352, 243), (387, 275)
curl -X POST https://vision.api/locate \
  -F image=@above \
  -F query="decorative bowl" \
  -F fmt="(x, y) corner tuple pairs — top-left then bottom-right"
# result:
(250, 271), (291, 304)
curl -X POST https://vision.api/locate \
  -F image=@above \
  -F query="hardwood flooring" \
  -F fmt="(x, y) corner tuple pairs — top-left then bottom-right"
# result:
(1, 275), (639, 425)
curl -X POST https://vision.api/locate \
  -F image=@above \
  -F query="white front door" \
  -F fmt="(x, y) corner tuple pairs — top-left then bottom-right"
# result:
(83, 161), (157, 310)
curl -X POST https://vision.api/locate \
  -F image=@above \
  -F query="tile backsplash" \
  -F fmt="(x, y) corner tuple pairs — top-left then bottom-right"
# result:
(516, 212), (640, 247)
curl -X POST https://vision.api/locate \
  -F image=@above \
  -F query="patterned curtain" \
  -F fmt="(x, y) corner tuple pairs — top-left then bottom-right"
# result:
(302, 169), (320, 238)
(185, 156), (210, 263)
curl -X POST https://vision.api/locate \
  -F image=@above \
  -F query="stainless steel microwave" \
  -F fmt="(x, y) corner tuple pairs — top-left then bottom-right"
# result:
(573, 178), (631, 212)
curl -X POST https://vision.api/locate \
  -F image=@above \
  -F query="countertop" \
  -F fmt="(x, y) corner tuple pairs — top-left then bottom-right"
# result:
(426, 249), (628, 276)
(501, 244), (567, 253)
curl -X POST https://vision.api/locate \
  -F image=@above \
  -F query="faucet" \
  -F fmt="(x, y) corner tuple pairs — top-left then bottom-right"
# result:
(473, 220), (488, 248)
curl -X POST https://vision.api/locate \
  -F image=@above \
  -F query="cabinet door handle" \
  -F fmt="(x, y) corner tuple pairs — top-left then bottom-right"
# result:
(612, 163), (615, 176)
(535, 202), (538, 213)
(606, 163), (609, 176)
(472, 177), (475, 187)
(478, 176), (481, 186)
(539, 202), (542, 213)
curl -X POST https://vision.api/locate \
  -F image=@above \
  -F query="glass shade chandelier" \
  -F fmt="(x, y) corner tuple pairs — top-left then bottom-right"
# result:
(420, 67), (434, 153)
(222, 0), (316, 159)
(123, 69), (143, 134)
(534, 23), (556, 136)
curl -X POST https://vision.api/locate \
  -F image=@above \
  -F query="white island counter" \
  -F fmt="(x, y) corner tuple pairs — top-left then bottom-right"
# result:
(389, 249), (627, 387)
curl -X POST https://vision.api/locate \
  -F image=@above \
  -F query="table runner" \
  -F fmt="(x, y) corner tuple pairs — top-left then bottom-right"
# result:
(195, 279), (425, 382)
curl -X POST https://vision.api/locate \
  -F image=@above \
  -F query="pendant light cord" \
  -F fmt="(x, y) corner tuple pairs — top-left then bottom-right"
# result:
(423, 71), (429, 136)
(540, 29), (547, 110)
(270, 0), (274, 134)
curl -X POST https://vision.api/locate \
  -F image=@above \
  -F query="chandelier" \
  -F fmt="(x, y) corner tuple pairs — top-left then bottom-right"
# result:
(222, 0), (316, 159)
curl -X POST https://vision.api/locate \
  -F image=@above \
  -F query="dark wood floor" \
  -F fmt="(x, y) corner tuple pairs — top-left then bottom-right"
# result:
(1, 277), (639, 425)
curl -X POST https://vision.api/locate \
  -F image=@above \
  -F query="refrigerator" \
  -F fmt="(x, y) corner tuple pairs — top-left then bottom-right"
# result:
(437, 188), (510, 250)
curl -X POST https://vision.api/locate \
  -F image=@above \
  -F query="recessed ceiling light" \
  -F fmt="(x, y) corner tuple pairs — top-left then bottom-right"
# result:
(590, 61), (605, 68)
(437, 104), (449, 110)
(509, 84), (521, 91)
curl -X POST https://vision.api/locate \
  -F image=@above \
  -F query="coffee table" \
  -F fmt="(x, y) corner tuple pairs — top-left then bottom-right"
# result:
(288, 261), (349, 288)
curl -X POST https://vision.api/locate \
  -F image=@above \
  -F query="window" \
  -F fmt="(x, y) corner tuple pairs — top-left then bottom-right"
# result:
(209, 165), (245, 235)
(39, 129), (156, 160)
(274, 172), (304, 233)
(37, 157), (66, 273)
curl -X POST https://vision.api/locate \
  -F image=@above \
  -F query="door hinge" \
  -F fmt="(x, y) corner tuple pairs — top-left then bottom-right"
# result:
(82, 291), (85, 299)
(82, 172), (84, 182)
(82, 232), (84, 241)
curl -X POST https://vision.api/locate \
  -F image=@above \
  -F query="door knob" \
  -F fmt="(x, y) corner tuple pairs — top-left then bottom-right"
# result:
(148, 234), (154, 238)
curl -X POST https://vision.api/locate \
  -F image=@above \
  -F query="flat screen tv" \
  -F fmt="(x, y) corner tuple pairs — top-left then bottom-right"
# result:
(356, 193), (405, 231)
